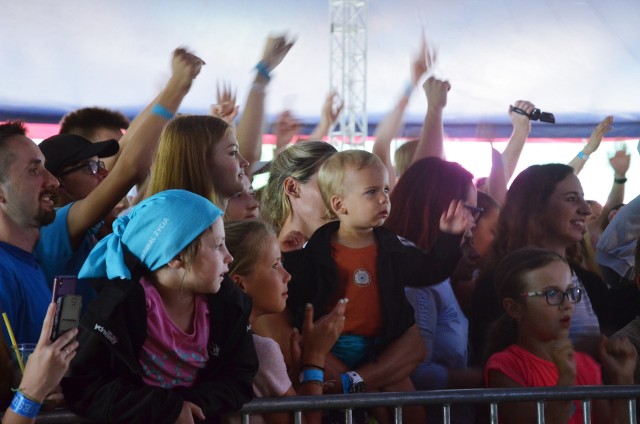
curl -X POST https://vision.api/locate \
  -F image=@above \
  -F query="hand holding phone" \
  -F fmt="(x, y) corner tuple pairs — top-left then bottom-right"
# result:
(51, 276), (81, 341)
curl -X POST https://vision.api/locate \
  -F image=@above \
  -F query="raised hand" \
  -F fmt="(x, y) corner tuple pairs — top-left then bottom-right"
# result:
(423, 76), (451, 110)
(509, 100), (535, 135)
(169, 47), (205, 94)
(550, 339), (577, 386)
(320, 92), (343, 129)
(439, 199), (473, 235)
(210, 81), (239, 124)
(411, 34), (435, 86)
(261, 34), (295, 72)
(609, 145), (631, 177)
(584, 116), (614, 155)
(274, 110), (301, 151)
(599, 335), (636, 385)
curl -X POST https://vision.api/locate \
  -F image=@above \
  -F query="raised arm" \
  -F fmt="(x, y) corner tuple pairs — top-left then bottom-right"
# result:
(502, 100), (534, 181)
(486, 144), (507, 205)
(372, 41), (428, 190)
(272, 110), (302, 158)
(66, 48), (202, 248)
(413, 76), (450, 163)
(305, 92), (343, 142)
(237, 34), (294, 178)
(601, 146), (630, 218)
(569, 116), (613, 175)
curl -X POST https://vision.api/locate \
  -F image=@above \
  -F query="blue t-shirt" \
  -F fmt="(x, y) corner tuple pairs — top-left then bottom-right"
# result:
(0, 242), (51, 344)
(34, 203), (100, 312)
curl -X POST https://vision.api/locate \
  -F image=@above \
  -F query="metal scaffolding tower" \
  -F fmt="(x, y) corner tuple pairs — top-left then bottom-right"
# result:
(329, 0), (368, 147)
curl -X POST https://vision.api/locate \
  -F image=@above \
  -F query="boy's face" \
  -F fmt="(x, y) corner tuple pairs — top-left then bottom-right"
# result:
(333, 164), (390, 229)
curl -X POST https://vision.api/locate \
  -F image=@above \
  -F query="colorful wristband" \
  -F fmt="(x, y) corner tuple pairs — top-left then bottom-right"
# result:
(10, 391), (41, 418)
(577, 151), (589, 160)
(151, 103), (175, 120)
(255, 61), (271, 82)
(301, 368), (324, 383)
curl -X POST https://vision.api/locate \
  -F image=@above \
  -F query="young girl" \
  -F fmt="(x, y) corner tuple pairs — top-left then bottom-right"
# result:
(485, 247), (636, 424)
(224, 219), (346, 424)
(61, 190), (258, 424)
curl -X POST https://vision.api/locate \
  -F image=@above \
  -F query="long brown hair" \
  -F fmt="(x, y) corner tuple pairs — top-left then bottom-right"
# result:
(146, 115), (230, 207)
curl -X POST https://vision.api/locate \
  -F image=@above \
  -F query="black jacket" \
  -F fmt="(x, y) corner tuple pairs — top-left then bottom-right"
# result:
(284, 221), (462, 352)
(61, 275), (258, 424)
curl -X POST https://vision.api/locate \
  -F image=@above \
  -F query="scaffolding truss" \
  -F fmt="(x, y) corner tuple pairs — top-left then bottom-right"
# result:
(329, 0), (368, 147)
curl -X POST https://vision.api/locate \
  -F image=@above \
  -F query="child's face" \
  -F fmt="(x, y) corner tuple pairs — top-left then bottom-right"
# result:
(517, 261), (575, 342)
(335, 164), (390, 229)
(187, 218), (233, 294)
(241, 235), (291, 315)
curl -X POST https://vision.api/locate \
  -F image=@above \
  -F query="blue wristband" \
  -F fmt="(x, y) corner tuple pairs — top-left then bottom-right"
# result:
(255, 61), (271, 81)
(152, 103), (175, 120)
(341, 373), (352, 394)
(577, 150), (589, 160)
(302, 368), (324, 383)
(10, 391), (41, 418)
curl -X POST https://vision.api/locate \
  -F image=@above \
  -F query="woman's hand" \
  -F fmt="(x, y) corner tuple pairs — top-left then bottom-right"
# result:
(18, 302), (79, 403)
(439, 199), (473, 235)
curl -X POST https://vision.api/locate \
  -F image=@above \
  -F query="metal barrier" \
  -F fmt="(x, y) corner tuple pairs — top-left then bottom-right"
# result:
(237, 386), (640, 424)
(13, 385), (640, 423)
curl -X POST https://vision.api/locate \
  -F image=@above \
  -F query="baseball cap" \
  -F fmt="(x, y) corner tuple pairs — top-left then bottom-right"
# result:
(38, 133), (119, 176)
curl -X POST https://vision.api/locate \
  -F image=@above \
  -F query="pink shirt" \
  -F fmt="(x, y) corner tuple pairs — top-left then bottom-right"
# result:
(485, 344), (601, 424)
(139, 277), (210, 388)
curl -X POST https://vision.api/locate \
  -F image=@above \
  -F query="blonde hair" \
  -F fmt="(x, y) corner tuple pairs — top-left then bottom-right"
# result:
(146, 115), (230, 207)
(394, 139), (418, 177)
(261, 141), (336, 230)
(224, 219), (276, 276)
(317, 149), (385, 219)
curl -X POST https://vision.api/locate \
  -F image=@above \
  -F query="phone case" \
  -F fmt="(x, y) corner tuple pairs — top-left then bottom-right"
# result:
(51, 294), (82, 340)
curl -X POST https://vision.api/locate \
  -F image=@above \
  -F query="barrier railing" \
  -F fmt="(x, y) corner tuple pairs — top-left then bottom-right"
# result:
(13, 385), (640, 423)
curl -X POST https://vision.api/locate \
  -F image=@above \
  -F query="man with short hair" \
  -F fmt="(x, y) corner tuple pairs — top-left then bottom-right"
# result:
(0, 121), (59, 344)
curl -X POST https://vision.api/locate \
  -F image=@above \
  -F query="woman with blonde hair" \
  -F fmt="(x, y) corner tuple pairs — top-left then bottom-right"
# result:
(147, 115), (249, 210)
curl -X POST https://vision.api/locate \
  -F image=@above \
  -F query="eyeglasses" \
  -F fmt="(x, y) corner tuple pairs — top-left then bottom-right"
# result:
(520, 287), (582, 306)
(59, 160), (106, 177)
(463, 205), (484, 222)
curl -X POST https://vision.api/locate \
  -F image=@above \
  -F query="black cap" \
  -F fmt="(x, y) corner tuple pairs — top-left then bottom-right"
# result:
(38, 134), (119, 176)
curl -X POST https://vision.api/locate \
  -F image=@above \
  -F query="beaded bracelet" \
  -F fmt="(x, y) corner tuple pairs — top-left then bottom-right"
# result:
(10, 391), (41, 418)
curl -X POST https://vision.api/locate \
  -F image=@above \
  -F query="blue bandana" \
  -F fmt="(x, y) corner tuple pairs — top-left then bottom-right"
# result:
(79, 189), (223, 280)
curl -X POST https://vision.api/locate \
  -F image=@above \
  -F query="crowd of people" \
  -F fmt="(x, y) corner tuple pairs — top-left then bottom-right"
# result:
(1, 34), (639, 424)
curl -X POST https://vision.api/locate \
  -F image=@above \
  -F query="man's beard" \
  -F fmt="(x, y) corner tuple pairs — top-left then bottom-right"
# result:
(35, 209), (56, 226)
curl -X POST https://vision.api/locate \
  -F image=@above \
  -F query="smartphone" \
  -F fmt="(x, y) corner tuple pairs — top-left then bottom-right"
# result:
(51, 276), (80, 341)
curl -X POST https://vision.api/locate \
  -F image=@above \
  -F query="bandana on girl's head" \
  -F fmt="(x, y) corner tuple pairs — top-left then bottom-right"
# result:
(79, 189), (223, 280)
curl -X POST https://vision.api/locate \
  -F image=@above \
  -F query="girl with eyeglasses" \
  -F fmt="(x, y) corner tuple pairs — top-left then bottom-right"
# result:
(485, 247), (636, 424)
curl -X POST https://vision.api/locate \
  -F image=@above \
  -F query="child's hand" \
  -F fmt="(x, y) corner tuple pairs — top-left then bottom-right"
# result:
(301, 300), (347, 367)
(439, 199), (473, 235)
(550, 339), (577, 386)
(599, 335), (637, 385)
(288, 327), (303, 384)
(281, 230), (305, 252)
(175, 401), (205, 424)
